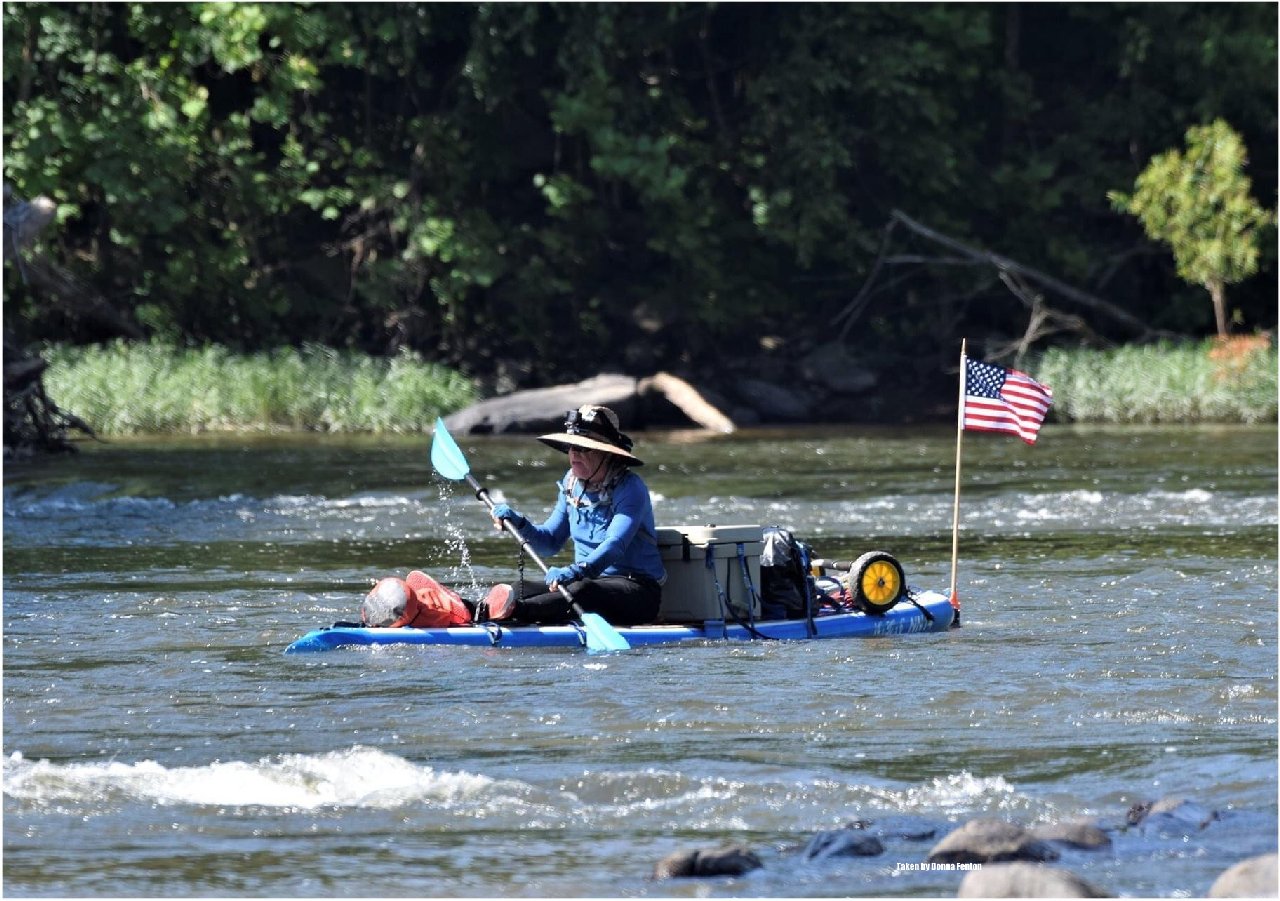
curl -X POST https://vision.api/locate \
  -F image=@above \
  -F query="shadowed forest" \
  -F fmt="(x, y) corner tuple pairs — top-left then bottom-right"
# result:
(3, 3), (1276, 432)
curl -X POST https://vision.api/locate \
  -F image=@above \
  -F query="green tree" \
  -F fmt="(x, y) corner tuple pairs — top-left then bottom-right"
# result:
(1108, 119), (1274, 337)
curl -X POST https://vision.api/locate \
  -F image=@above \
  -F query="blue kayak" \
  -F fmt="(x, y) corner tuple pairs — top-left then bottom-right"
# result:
(284, 588), (956, 653)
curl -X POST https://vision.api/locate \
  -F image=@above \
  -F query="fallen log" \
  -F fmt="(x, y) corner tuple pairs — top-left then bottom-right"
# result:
(637, 372), (735, 433)
(443, 372), (736, 435)
(443, 374), (641, 434)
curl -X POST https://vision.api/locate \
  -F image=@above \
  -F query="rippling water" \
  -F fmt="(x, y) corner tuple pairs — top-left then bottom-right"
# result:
(4, 425), (1276, 897)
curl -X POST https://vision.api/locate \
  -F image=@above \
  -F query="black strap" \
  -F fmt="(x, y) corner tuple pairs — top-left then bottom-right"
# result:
(735, 542), (759, 630)
(795, 542), (817, 637)
(902, 588), (934, 622)
(707, 545), (773, 640)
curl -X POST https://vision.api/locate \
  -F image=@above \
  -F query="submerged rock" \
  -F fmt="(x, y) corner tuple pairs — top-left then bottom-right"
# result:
(957, 862), (1111, 898)
(927, 819), (1059, 864)
(803, 827), (885, 860)
(652, 844), (763, 880)
(1208, 853), (1278, 898)
(1030, 819), (1113, 850)
(1126, 796), (1219, 833)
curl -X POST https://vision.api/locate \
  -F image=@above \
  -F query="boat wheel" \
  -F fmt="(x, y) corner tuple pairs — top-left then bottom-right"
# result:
(849, 551), (906, 615)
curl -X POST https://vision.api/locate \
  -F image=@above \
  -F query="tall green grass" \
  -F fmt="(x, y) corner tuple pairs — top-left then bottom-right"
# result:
(1031, 340), (1277, 424)
(43, 341), (477, 435)
(39, 338), (1278, 435)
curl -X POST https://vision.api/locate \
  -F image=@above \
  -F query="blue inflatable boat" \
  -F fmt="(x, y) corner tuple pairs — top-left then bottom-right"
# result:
(284, 587), (956, 653)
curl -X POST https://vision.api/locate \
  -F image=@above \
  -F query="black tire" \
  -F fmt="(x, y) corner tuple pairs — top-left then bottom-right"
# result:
(849, 551), (906, 615)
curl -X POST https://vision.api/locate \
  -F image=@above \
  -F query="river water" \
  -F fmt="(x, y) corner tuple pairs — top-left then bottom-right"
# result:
(3, 424), (1276, 898)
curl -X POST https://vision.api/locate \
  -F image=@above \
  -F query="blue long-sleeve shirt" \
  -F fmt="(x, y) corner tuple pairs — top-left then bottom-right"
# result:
(514, 470), (665, 584)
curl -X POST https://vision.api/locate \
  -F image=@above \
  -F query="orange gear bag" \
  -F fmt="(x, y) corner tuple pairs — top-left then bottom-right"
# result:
(393, 570), (472, 627)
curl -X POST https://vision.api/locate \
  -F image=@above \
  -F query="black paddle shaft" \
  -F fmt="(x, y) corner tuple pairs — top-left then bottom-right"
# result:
(463, 473), (586, 612)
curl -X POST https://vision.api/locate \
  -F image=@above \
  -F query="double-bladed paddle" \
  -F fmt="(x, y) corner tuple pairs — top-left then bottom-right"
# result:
(429, 417), (631, 653)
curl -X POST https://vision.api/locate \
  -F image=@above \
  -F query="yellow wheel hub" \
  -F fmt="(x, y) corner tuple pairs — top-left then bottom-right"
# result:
(860, 560), (901, 605)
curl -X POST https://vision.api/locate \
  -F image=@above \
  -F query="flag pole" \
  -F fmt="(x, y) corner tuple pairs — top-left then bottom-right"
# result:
(948, 338), (966, 614)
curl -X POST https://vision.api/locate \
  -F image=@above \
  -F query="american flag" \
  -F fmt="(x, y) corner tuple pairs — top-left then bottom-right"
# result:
(961, 357), (1053, 445)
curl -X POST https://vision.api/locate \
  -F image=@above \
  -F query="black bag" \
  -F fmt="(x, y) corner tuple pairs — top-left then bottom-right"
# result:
(759, 527), (813, 619)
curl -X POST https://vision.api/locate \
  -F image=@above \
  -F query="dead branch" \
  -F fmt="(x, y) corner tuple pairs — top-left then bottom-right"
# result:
(836, 209), (1164, 344)
(988, 269), (1107, 366)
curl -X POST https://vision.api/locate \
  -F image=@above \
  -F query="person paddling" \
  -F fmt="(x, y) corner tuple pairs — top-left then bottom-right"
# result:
(484, 405), (665, 625)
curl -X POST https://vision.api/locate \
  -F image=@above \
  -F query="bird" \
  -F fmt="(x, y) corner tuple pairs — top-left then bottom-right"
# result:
(3, 183), (57, 281)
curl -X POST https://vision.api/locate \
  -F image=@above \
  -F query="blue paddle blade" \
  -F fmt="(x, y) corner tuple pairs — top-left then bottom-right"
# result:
(430, 417), (471, 481)
(580, 612), (631, 652)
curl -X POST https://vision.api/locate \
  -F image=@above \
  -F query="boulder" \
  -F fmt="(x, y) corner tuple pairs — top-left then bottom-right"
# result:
(733, 377), (814, 420)
(1208, 853), (1278, 898)
(927, 819), (1059, 865)
(957, 862), (1111, 898)
(800, 341), (879, 395)
(1030, 819), (1112, 850)
(652, 844), (763, 879)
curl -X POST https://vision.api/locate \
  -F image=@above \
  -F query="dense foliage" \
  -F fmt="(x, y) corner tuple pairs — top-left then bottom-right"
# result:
(4, 3), (1276, 388)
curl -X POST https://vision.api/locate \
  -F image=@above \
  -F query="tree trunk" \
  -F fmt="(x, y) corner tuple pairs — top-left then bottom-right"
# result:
(1208, 279), (1228, 337)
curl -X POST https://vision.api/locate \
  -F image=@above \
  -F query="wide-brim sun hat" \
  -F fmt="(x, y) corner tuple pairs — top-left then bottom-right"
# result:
(538, 405), (643, 466)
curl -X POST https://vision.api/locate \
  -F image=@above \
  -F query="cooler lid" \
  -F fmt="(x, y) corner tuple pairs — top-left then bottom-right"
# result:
(656, 524), (763, 546)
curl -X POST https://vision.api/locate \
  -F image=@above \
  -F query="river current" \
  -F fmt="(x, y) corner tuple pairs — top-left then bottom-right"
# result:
(3, 424), (1276, 897)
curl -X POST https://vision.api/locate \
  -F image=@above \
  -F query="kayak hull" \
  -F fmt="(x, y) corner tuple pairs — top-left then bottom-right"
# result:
(285, 589), (956, 653)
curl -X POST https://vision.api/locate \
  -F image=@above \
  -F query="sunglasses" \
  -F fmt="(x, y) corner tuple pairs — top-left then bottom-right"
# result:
(563, 409), (633, 452)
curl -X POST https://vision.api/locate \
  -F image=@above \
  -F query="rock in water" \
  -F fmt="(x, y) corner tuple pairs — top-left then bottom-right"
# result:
(1030, 819), (1113, 850)
(958, 862), (1111, 898)
(1208, 853), (1278, 898)
(1126, 796), (1219, 833)
(926, 819), (1059, 864)
(803, 827), (884, 860)
(652, 845), (762, 879)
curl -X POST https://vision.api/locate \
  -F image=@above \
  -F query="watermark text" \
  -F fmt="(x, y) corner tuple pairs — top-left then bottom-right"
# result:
(895, 862), (984, 871)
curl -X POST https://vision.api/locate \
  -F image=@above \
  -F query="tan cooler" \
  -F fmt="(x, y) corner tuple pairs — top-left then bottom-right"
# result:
(655, 525), (763, 623)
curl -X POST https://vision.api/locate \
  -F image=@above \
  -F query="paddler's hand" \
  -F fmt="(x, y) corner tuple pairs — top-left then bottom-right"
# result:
(491, 503), (527, 531)
(545, 564), (584, 590)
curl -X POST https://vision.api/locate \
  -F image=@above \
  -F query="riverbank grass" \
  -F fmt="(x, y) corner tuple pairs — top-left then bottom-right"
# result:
(43, 342), (477, 434)
(41, 338), (1276, 435)
(1032, 339), (1276, 424)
